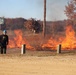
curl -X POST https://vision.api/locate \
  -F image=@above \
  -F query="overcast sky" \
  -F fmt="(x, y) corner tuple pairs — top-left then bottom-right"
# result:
(0, 0), (69, 21)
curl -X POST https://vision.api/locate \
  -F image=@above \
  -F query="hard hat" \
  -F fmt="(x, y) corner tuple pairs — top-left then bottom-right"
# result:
(3, 30), (7, 33)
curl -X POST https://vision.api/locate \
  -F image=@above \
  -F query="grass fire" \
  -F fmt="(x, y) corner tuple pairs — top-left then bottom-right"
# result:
(0, 0), (76, 75)
(42, 25), (76, 50)
(5, 24), (76, 51)
(8, 30), (34, 50)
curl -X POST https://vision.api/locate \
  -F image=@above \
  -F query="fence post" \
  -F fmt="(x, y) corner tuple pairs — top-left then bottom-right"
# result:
(21, 44), (26, 54)
(57, 44), (61, 54)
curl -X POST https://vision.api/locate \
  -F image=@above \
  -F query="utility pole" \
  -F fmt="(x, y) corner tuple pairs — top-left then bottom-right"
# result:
(43, 0), (46, 37)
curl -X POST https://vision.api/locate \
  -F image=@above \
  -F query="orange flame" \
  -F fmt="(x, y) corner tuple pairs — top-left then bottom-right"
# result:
(8, 30), (34, 50)
(42, 25), (76, 50)
(62, 25), (76, 50)
(8, 25), (76, 50)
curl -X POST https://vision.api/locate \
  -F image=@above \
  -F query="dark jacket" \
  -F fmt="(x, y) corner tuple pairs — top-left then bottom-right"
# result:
(0, 34), (8, 47)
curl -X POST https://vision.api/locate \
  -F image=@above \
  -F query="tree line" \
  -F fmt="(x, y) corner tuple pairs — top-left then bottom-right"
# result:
(1, 0), (76, 33)
(1, 17), (66, 34)
(1, 18), (43, 33)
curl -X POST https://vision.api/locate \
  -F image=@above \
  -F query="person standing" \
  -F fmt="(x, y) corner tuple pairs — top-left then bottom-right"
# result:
(0, 30), (9, 54)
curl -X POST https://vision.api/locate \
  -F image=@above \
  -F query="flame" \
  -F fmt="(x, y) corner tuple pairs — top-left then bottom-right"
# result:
(62, 25), (76, 50)
(8, 25), (76, 50)
(42, 25), (76, 50)
(8, 30), (34, 50)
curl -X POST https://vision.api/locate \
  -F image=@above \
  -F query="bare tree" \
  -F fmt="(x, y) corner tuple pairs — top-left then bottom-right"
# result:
(65, 0), (76, 28)
(65, 0), (76, 25)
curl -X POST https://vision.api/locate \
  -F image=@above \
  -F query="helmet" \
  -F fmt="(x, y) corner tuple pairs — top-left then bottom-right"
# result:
(3, 30), (7, 34)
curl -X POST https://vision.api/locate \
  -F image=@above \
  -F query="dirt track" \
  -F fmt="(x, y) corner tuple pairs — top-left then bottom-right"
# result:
(0, 55), (76, 75)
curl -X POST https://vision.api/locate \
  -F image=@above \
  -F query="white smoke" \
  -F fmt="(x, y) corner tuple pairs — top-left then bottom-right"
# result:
(46, 0), (69, 21)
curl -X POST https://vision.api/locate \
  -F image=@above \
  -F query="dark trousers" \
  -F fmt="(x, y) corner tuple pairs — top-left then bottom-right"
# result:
(0, 46), (7, 54)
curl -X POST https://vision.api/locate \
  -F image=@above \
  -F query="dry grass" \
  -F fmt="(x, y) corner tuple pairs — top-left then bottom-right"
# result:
(1, 48), (76, 57)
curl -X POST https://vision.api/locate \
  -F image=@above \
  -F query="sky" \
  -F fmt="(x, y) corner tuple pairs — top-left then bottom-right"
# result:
(0, 0), (70, 21)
